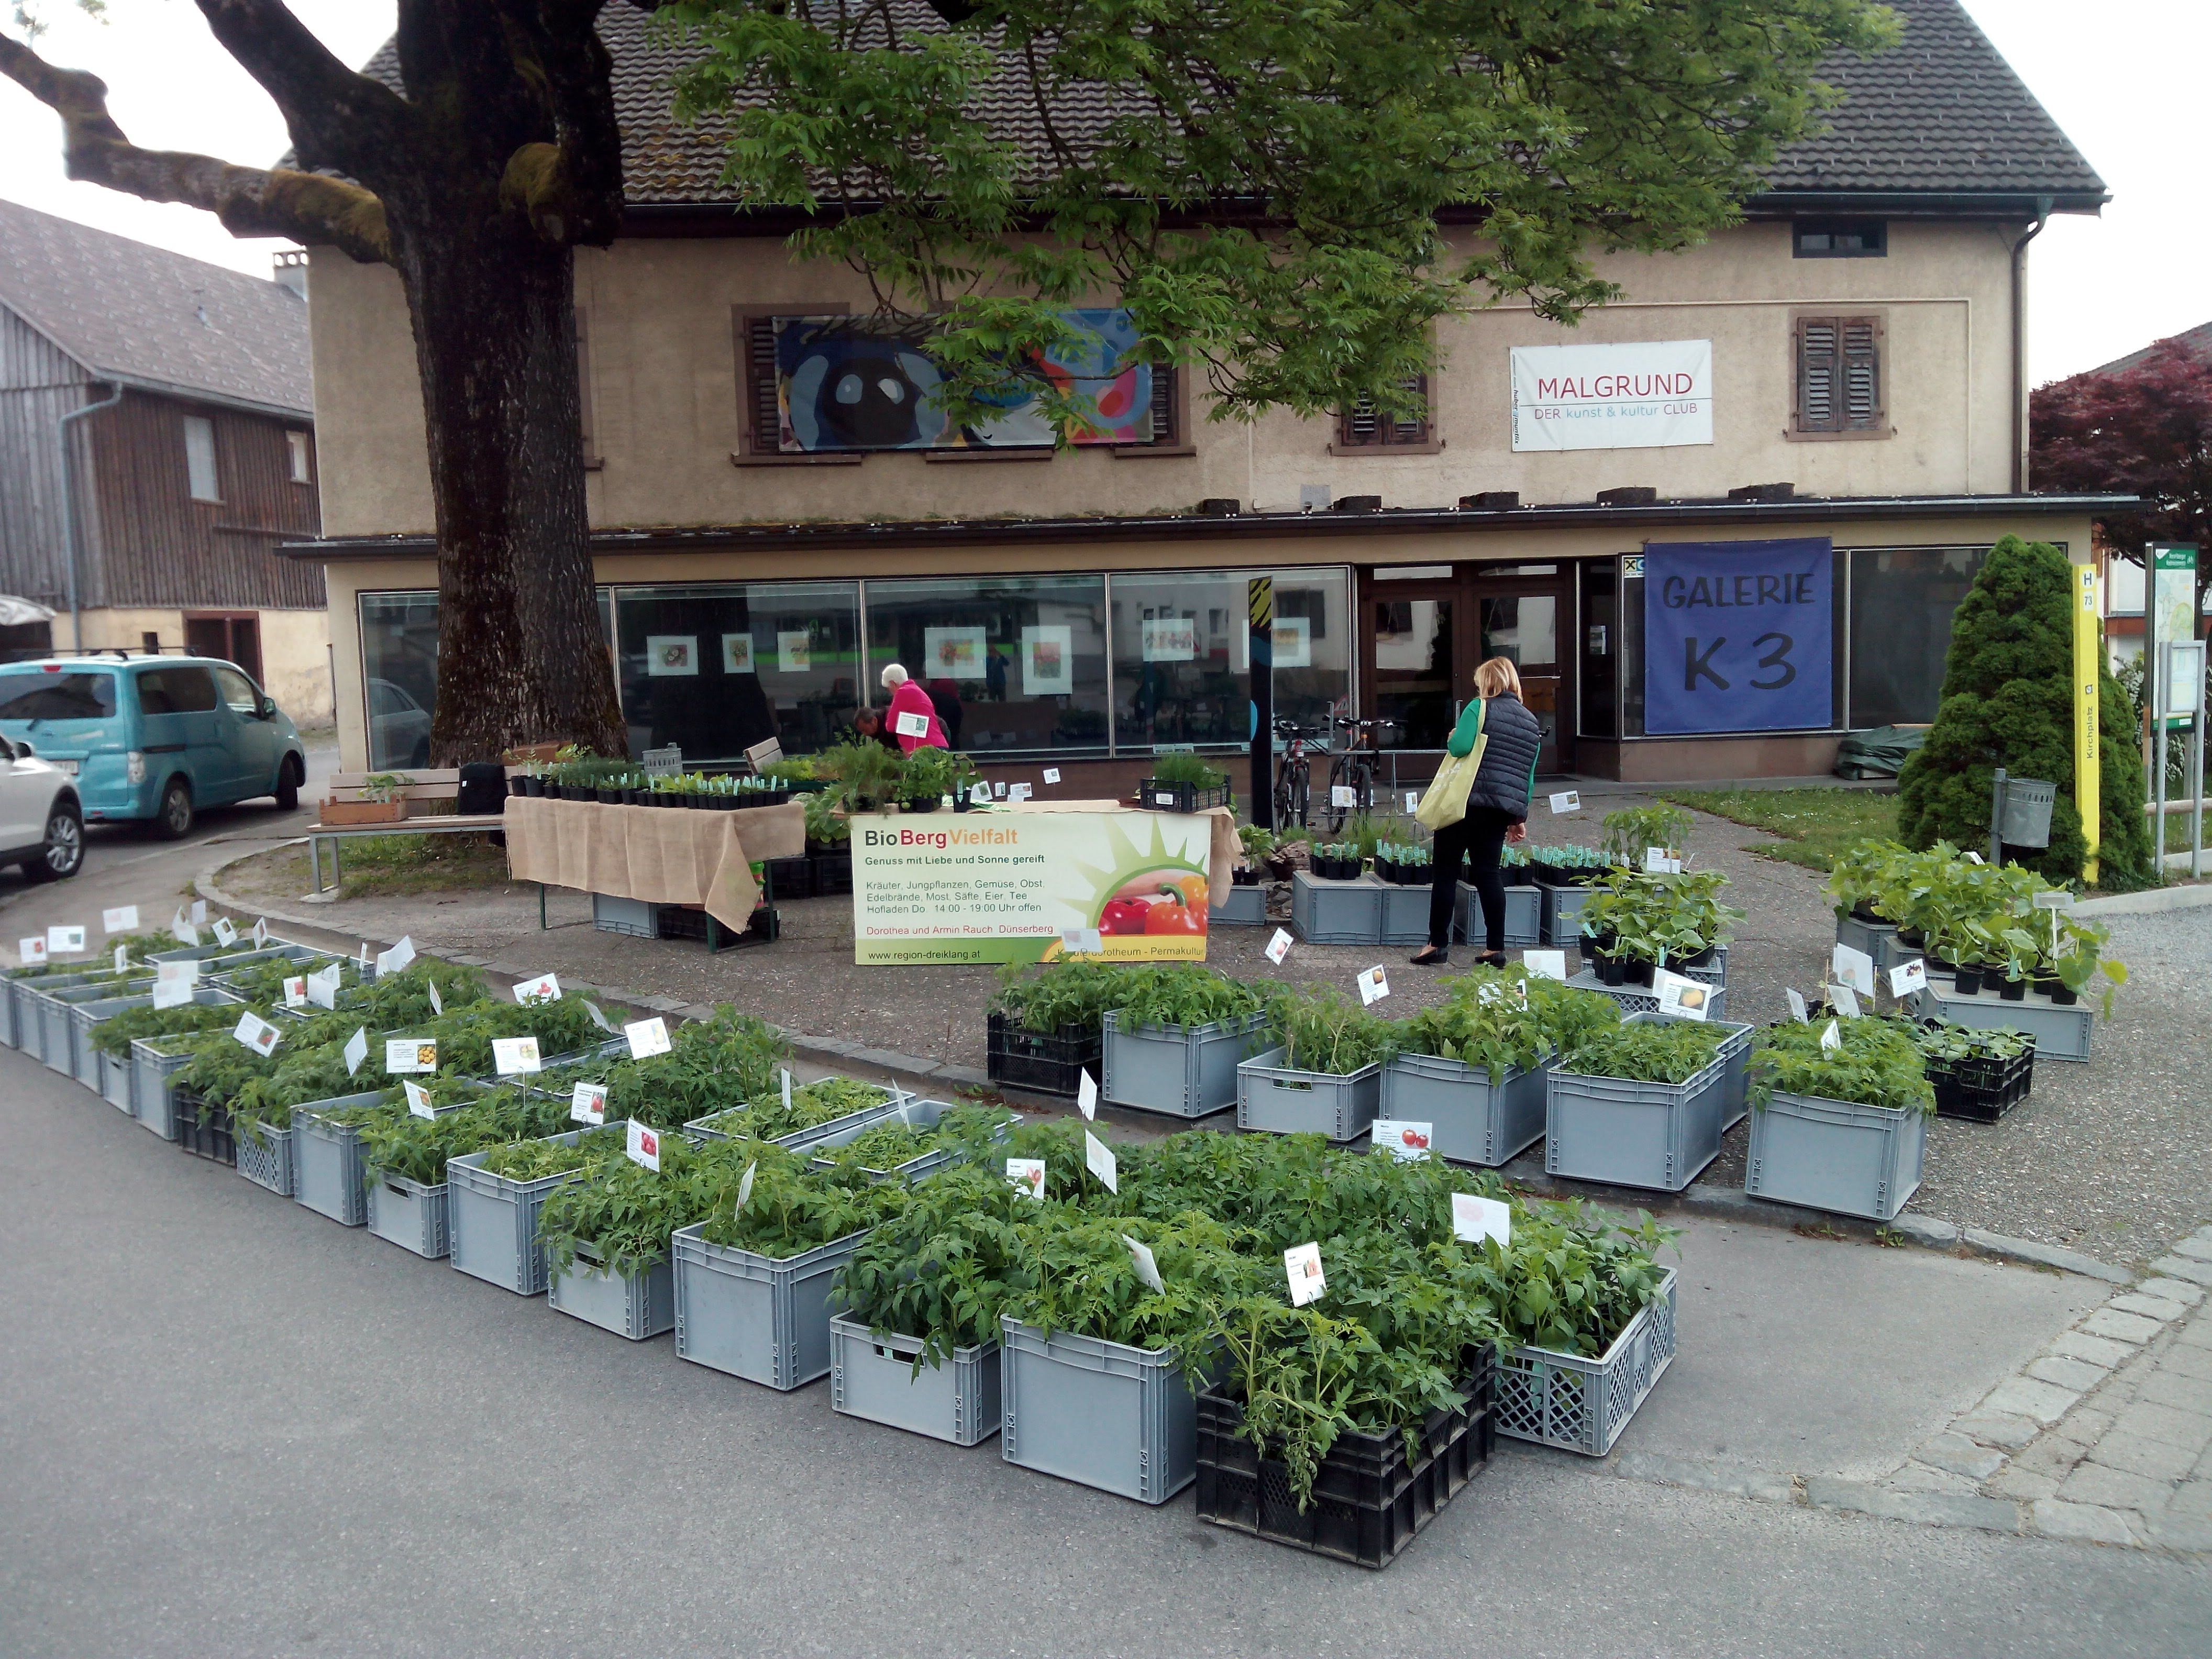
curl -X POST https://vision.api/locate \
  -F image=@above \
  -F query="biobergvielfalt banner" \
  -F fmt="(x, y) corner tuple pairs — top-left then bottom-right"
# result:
(1642, 538), (1834, 735)
(851, 811), (1213, 964)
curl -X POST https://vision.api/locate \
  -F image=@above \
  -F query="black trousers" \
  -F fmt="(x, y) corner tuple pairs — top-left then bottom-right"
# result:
(1429, 805), (1517, 950)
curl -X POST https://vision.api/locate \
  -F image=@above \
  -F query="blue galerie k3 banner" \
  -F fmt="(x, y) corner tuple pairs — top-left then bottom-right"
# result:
(1641, 539), (1834, 735)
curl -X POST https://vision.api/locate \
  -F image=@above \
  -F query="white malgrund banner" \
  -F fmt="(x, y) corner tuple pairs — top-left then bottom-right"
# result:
(1510, 339), (1713, 452)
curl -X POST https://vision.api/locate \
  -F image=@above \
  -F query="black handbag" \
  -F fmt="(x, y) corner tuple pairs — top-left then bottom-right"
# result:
(456, 761), (508, 816)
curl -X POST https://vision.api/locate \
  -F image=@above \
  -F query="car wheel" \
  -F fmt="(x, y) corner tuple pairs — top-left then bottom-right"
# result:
(274, 754), (302, 813)
(154, 776), (195, 840)
(24, 802), (83, 881)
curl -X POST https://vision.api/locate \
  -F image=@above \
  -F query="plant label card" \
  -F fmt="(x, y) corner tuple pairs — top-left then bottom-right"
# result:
(2032, 890), (2072, 911)
(1006, 1157), (1046, 1201)
(151, 978), (194, 1010)
(625, 1017), (672, 1060)
(1043, 767), (1061, 784)
(1827, 983), (1863, 1019)
(513, 972), (561, 1005)
(492, 1036), (542, 1075)
(283, 976), (307, 1009)
(1963, 849), (1983, 864)
(1549, 790), (1582, 814)
(427, 978), (444, 1017)
(233, 1012), (281, 1057)
(1059, 927), (1104, 956)
(1077, 1068), (1099, 1120)
(1369, 1119), (1433, 1161)
(1643, 847), (1683, 874)
(626, 1119), (661, 1173)
(307, 964), (342, 1009)
(1653, 970), (1712, 1021)
(173, 916), (200, 947)
(1888, 958), (1928, 998)
(1404, 791), (1420, 813)
(1284, 1242), (1327, 1307)
(344, 1026), (369, 1075)
(1820, 1019), (1842, 1052)
(377, 936), (417, 976)
(156, 958), (200, 989)
(1331, 784), (1358, 809)
(191, 900), (208, 927)
(1523, 949), (1568, 982)
(1452, 1193), (1512, 1249)
(385, 1039), (437, 1076)
(252, 919), (269, 948)
(735, 1160), (756, 1211)
(16, 936), (46, 965)
(1008, 782), (1032, 802)
(894, 710), (931, 738)
(404, 1080), (435, 1119)
(1085, 1129), (1118, 1193)
(971, 783), (993, 806)
(103, 905), (139, 934)
(570, 1082), (607, 1125)
(1786, 988), (1809, 1023)
(114, 944), (129, 974)
(1124, 1234), (1165, 1293)
(1357, 965), (1390, 1005)
(46, 924), (86, 955)
(1265, 928), (1293, 966)
(583, 1000), (612, 1032)
(780, 1068), (793, 1111)
(994, 782), (1008, 798)
(212, 918), (237, 947)
(1830, 943), (1876, 996)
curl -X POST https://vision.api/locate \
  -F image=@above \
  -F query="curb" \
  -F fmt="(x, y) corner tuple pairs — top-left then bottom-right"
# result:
(2073, 881), (2212, 917)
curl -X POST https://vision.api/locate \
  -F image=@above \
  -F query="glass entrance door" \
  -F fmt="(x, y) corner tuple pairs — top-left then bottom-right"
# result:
(1472, 568), (1573, 774)
(1369, 585), (1459, 749)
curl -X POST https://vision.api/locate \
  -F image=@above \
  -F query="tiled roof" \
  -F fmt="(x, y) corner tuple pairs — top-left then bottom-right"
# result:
(0, 197), (313, 416)
(2083, 322), (2212, 379)
(366, 0), (2105, 213)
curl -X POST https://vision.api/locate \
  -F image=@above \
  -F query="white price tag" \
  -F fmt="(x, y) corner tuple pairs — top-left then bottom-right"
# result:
(971, 783), (993, 806)
(1653, 969), (1712, 1021)
(735, 1159), (756, 1211)
(1265, 928), (1293, 966)
(190, 900), (207, 926)
(626, 1119), (661, 1173)
(427, 977), (444, 1017)
(894, 710), (930, 738)
(16, 936), (46, 965)
(492, 1036), (542, 1075)
(1369, 1119), (1433, 1161)
(307, 963), (342, 1009)
(513, 972), (561, 1005)
(1404, 791), (1420, 813)
(1827, 983), (1862, 1019)
(151, 978), (194, 1010)
(252, 918), (269, 948)
(1786, 988), (1809, 1023)
(212, 918), (237, 947)
(1006, 1157), (1046, 1201)
(570, 1082), (607, 1125)
(103, 905), (139, 934)
(2032, 890), (2072, 911)
(283, 976), (307, 1009)
(582, 1000), (612, 1032)
(780, 1068), (793, 1111)
(1059, 928), (1104, 956)
(1085, 1129), (1118, 1193)
(343, 1026), (369, 1076)
(1643, 847), (1683, 874)
(1042, 768), (1060, 784)
(1820, 1018), (1842, 1052)
(994, 782), (1008, 798)
(1077, 1068), (1099, 1121)
(1008, 783), (1032, 802)
(1284, 1242), (1327, 1307)
(385, 1038), (437, 1076)
(403, 1080), (435, 1119)
(156, 958), (199, 989)
(1549, 790), (1582, 814)
(1357, 965), (1390, 1005)
(1452, 1192), (1512, 1248)
(376, 935), (417, 976)
(1124, 1235), (1165, 1293)
(114, 945), (129, 974)
(1830, 943), (1875, 997)
(1331, 784), (1358, 809)
(1964, 850), (1984, 864)
(1888, 958), (1928, 998)
(46, 924), (86, 955)
(232, 1011), (281, 1057)
(625, 1017), (671, 1059)
(1522, 948), (1568, 982)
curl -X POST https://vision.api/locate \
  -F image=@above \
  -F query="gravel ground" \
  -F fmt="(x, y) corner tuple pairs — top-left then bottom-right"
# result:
(218, 799), (2211, 1261)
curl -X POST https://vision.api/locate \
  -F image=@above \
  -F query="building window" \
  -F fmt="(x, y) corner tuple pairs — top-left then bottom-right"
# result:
(1793, 316), (1885, 437)
(612, 581), (861, 761)
(1337, 374), (1431, 450)
(575, 308), (600, 466)
(867, 574), (1111, 754)
(1109, 568), (1351, 749)
(286, 430), (313, 484)
(733, 303), (856, 464)
(183, 415), (220, 502)
(1794, 219), (1887, 258)
(1848, 547), (1988, 728)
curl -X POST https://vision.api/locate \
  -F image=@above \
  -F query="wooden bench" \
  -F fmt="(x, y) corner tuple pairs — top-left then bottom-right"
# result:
(306, 768), (508, 898)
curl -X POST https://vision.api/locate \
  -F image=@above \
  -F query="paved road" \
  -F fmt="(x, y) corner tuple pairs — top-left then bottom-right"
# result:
(5, 1051), (2209, 1658)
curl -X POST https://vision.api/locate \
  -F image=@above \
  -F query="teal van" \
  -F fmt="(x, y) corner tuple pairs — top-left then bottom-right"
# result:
(0, 656), (307, 838)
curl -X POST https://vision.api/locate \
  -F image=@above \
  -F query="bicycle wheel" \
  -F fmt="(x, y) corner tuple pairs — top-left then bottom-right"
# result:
(1322, 758), (1350, 834)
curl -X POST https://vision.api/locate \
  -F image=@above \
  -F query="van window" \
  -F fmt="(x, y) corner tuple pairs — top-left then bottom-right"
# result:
(0, 670), (119, 721)
(212, 665), (262, 714)
(137, 666), (219, 715)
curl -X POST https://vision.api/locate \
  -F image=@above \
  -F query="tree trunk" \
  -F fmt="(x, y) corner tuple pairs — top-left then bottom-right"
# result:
(393, 218), (625, 766)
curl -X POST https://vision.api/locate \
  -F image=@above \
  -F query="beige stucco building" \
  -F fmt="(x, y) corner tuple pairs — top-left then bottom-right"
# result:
(291, 0), (2125, 787)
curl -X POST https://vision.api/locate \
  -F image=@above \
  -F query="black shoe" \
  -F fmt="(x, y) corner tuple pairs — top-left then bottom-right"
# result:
(1474, 950), (1509, 969)
(1410, 945), (1449, 966)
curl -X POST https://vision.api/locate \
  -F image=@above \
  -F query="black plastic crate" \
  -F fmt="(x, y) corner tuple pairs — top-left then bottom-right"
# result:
(811, 850), (854, 895)
(657, 904), (779, 949)
(762, 857), (814, 900)
(172, 1089), (237, 1167)
(1930, 1046), (2036, 1124)
(1196, 1353), (1496, 1568)
(986, 1011), (1101, 1098)
(1137, 778), (1232, 814)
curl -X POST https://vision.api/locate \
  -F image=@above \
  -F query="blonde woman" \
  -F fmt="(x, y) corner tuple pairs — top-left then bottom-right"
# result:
(1413, 657), (1543, 967)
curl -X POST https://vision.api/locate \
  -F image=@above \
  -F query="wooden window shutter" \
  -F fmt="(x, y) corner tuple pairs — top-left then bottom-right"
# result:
(744, 314), (781, 454)
(1147, 361), (1178, 445)
(1796, 315), (1882, 434)
(1841, 318), (1882, 429)
(1338, 373), (1429, 448)
(1796, 317), (1838, 432)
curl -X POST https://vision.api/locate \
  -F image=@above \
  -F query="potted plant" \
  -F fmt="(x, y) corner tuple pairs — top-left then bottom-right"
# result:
(1910, 1022), (2034, 1122)
(986, 959), (1129, 1097)
(1099, 965), (1274, 1119)
(1236, 986), (1398, 1141)
(1544, 1013), (1748, 1192)
(1138, 752), (1232, 814)
(1599, 804), (1692, 870)
(1743, 1016), (1934, 1222)
(323, 773), (411, 826)
(356, 1083), (576, 1257)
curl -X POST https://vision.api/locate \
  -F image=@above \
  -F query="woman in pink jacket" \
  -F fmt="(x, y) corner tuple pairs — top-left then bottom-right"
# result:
(879, 663), (948, 754)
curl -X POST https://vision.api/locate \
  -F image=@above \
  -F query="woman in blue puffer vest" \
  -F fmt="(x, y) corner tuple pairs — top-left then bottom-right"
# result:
(1413, 656), (1544, 967)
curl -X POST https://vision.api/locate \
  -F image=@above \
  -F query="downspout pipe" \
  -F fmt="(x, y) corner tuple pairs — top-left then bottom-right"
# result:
(58, 379), (123, 655)
(2012, 197), (2053, 493)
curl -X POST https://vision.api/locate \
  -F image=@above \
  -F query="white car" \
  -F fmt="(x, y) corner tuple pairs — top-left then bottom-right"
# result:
(0, 731), (83, 881)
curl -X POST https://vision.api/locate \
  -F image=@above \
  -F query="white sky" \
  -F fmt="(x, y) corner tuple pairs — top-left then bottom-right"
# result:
(0, 0), (2204, 385)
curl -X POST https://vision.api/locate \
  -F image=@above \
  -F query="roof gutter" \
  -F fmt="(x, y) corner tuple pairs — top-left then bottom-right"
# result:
(92, 372), (314, 425)
(2012, 196), (2055, 492)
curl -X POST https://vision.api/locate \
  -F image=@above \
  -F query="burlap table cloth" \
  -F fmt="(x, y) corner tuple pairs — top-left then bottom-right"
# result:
(1002, 800), (1243, 905)
(503, 798), (806, 932)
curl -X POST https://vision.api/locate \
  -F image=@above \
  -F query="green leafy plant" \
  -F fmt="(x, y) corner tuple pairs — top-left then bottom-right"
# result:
(1558, 1020), (1729, 1084)
(89, 997), (247, 1058)
(1577, 868), (1740, 964)
(356, 1084), (576, 1186)
(1600, 805), (1693, 867)
(992, 958), (1140, 1036)
(1148, 752), (1229, 790)
(1268, 986), (1399, 1075)
(817, 737), (908, 810)
(900, 744), (978, 802)
(1400, 965), (1617, 1082)
(1751, 1017), (1935, 1114)
(1108, 964), (1272, 1032)
(693, 1142), (915, 1259)
(803, 789), (850, 845)
(688, 1075), (892, 1141)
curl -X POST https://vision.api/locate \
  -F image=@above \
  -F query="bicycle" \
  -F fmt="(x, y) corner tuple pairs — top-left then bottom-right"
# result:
(1270, 717), (1317, 830)
(1321, 717), (1394, 833)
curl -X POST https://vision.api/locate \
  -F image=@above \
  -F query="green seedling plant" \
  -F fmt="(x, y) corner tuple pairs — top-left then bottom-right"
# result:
(89, 997), (248, 1058)
(1751, 1017), (1935, 1114)
(1148, 751), (1229, 790)
(479, 1125), (627, 1184)
(1600, 804), (1693, 867)
(1558, 1020), (1729, 1085)
(356, 1083), (576, 1187)
(691, 1075), (893, 1141)
(535, 1131), (760, 1279)
(694, 1142), (915, 1260)
(992, 958), (1141, 1036)
(1268, 986), (1400, 1075)
(1109, 964), (1273, 1032)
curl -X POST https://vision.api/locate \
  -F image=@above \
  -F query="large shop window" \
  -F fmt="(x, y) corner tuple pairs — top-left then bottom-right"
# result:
(615, 582), (861, 761)
(1848, 547), (1987, 729)
(866, 576), (1110, 753)
(1110, 568), (1351, 749)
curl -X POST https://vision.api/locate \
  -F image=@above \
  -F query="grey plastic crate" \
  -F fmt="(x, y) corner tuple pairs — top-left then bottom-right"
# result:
(1378, 1052), (1552, 1167)
(1236, 1046), (1383, 1142)
(1208, 884), (1268, 927)
(1561, 971), (1727, 1023)
(1101, 1010), (1268, 1119)
(1540, 883), (1594, 947)
(234, 1119), (299, 1197)
(1000, 1317), (1197, 1505)
(1455, 883), (1542, 949)
(1908, 983), (2092, 1063)
(1496, 1268), (1678, 1457)
(684, 1082), (908, 1147)
(671, 1222), (871, 1389)
(1745, 1091), (1928, 1221)
(291, 1091), (400, 1225)
(1290, 871), (1384, 945)
(803, 1097), (997, 1184)
(549, 1248), (677, 1340)
(591, 892), (663, 939)
(1378, 880), (1431, 946)
(830, 1318), (1001, 1446)
(446, 1129), (605, 1295)
(1544, 1015), (1752, 1192)
(100, 1048), (134, 1113)
(127, 993), (244, 1138)
(1833, 912), (1896, 964)
(366, 1170), (450, 1258)
(20, 971), (116, 1071)
(69, 987), (161, 1092)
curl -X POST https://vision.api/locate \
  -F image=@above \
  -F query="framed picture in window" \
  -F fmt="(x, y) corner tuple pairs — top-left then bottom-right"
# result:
(645, 636), (698, 677)
(1022, 625), (1073, 695)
